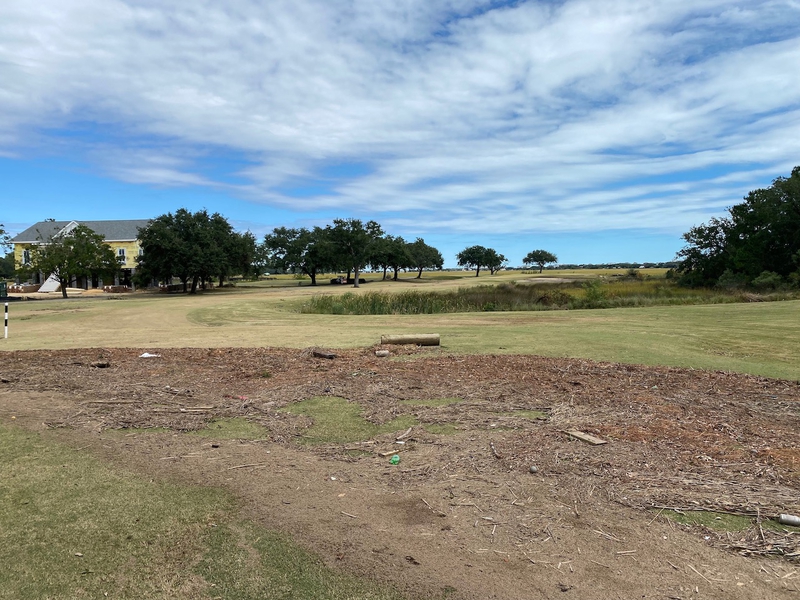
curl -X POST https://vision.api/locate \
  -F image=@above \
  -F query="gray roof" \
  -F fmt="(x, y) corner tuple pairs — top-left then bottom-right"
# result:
(11, 220), (152, 243)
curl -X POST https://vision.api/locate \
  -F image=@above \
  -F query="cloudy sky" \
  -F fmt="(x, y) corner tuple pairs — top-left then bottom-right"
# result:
(2, 0), (799, 265)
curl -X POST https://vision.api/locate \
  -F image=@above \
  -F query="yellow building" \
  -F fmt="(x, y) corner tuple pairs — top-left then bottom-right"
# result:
(12, 219), (150, 290)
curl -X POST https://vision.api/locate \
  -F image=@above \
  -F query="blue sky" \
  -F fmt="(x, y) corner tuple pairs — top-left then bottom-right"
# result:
(2, 0), (799, 267)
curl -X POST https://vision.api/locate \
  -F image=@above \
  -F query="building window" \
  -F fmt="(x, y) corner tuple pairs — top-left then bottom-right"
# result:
(117, 248), (126, 263)
(23, 249), (30, 265)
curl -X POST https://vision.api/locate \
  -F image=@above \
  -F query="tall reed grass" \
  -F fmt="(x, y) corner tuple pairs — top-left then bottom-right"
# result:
(300, 280), (800, 315)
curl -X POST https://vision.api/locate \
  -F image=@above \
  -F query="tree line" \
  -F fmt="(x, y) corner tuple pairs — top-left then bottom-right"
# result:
(137, 214), (446, 290)
(5, 212), (560, 295)
(259, 219), (445, 287)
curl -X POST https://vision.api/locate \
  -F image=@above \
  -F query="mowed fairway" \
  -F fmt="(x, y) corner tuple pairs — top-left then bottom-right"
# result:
(2, 274), (799, 380)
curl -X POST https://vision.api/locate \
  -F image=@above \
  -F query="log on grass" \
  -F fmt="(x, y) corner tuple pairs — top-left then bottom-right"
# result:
(380, 334), (440, 346)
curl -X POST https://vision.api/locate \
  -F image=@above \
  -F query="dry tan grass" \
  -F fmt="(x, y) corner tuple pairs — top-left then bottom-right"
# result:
(2, 273), (799, 380)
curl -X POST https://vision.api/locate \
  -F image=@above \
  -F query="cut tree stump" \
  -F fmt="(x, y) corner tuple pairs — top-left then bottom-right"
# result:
(380, 334), (440, 346)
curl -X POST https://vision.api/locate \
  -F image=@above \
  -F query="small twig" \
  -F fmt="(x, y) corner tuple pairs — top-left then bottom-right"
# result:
(688, 564), (712, 584)
(524, 554), (552, 565)
(590, 559), (611, 569)
(340, 511), (359, 519)
(648, 507), (665, 526)
(593, 528), (622, 542)
(227, 462), (268, 470)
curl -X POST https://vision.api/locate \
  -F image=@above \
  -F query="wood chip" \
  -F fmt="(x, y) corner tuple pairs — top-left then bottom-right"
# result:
(563, 430), (608, 445)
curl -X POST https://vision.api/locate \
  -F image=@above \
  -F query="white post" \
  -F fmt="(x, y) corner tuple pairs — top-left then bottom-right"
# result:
(4, 303), (7, 339)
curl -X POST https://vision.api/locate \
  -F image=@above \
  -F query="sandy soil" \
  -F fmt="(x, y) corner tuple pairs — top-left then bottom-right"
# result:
(1, 346), (799, 599)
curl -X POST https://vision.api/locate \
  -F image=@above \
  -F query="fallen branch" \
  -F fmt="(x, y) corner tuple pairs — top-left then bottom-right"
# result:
(649, 504), (760, 518)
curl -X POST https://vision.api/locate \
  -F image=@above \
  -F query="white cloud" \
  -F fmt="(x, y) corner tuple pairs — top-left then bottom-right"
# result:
(0, 0), (798, 235)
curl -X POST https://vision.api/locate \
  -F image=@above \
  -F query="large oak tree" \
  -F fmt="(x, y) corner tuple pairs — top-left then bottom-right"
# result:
(523, 249), (558, 273)
(327, 218), (384, 287)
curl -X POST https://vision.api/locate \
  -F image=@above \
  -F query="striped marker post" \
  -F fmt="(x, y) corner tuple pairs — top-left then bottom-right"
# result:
(4, 302), (7, 339)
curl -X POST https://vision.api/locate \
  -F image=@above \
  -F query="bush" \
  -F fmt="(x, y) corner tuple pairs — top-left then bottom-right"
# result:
(751, 271), (783, 291)
(716, 269), (749, 290)
(624, 268), (643, 280)
(579, 280), (608, 308)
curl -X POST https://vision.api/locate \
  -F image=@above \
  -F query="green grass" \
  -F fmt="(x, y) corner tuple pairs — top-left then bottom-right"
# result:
(657, 509), (800, 534)
(422, 424), (459, 435)
(0, 424), (228, 599)
(660, 510), (753, 532)
(189, 417), (269, 440)
(196, 523), (404, 600)
(280, 397), (418, 444)
(0, 424), (406, 600)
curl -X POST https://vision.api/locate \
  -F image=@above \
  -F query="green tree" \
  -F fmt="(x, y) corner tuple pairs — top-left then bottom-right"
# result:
(0, 224), (12, 279)
(135, 213), (184, 289)
(327, 218), (384, 287)
(0, 252), (15, 279)
(0, 223), (10, 251)
(677, 166), (800, 287)
(371, 235), (413, 281)
(262, 226), (331, 285)
(408, 238), (444, 278)
(136, 209), (245, 293)
(456, 245), (489, 277)
(523, 249), (558, 273)
(484, 249), (507, 275)
(675, 217), (731, 287)
(22, 224), (118, 298)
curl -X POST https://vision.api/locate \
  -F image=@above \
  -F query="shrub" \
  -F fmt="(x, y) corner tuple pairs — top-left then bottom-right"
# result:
(579, 280), (608, 308)
(751, 271), (783, 291)
(717, 269), (749, 290)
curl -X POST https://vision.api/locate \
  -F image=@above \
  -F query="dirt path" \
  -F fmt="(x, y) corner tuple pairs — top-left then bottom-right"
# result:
(2, 347), (799, 599)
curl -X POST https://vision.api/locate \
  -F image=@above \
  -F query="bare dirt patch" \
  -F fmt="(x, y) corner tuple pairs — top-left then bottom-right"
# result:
(2, 347), (800, 599)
